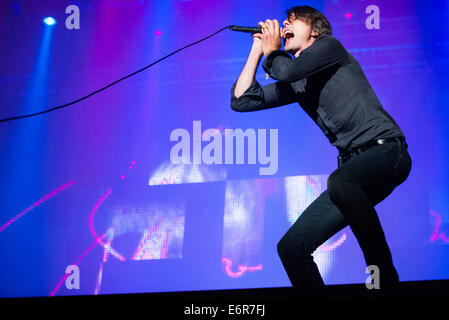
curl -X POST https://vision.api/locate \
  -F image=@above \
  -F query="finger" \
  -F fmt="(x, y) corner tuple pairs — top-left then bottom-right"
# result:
(271, 20), (280, 38)
(265, 19), (273, 32)
(252, 33), (262, 39)
(273, 19), (280, 34)
(268, 20), (278, 35)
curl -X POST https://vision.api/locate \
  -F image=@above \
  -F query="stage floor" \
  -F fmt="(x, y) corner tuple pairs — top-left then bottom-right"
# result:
(2, 279), (449, 314)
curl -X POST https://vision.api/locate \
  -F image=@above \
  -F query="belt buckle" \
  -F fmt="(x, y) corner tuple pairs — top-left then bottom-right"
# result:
(338, 146), (360, 164)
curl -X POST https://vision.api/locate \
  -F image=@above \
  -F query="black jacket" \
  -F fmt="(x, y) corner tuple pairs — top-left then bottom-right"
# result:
(230, 34), (405, 151)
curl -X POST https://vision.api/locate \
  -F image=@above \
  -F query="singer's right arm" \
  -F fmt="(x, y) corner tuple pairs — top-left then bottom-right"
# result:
(233, 44), (263, 98)
(231, 43), (297, 112)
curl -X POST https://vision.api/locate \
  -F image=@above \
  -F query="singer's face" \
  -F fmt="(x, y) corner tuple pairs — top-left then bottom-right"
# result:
(282, 16), (317, 56)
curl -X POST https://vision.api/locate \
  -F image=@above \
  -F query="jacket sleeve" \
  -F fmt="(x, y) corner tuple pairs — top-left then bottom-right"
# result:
(230, 78), (297, 112)
(262, 35), (349, 82)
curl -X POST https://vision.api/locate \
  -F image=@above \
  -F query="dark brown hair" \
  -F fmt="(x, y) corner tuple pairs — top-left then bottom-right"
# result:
(286, 5), (332, 36)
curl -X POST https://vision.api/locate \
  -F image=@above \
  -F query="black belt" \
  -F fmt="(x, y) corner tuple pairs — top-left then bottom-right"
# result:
(338, 136), (407, 167)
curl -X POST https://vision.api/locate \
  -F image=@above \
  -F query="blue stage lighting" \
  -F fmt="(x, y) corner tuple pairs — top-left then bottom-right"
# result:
(43, 17), (56, 26)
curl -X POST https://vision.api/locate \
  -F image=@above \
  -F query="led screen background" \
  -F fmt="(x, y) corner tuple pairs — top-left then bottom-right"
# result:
(1, 0), (448, 297)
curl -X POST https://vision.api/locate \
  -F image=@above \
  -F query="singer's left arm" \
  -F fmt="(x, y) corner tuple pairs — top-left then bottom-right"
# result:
(262, 35), (349, 82)
(230, 79), (297, 112)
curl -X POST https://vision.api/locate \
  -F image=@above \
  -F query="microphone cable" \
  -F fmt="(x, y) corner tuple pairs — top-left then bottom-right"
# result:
(0, 25), (234, 123)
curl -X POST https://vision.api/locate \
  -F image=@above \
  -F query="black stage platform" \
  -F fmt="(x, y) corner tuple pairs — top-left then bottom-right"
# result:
(2, 279), (449, 315)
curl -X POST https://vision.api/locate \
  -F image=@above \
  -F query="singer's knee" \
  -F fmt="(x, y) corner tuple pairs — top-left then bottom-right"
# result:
(277, 234), (314, 264)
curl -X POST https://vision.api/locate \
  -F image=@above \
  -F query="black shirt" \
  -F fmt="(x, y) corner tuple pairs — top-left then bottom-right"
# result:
(230, 34), (405, 152)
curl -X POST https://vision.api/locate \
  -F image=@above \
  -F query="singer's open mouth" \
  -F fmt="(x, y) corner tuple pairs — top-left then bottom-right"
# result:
(284, 30), (294, 45)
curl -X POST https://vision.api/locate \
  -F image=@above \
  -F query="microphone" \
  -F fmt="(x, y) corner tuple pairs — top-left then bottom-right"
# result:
(229, 25), (262, 34)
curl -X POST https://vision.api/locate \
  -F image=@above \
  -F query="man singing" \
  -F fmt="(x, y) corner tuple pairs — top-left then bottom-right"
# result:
(230, 5), (412, 289)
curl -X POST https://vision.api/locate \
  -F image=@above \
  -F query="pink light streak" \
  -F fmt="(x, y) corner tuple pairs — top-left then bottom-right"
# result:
(305, 175), (322, 199)
(161, 230), (171, 259)
(94, 230), (114, 295)
(0, 180), (75, 233)
(49, 233), (106, 297)
(132, 218), (163, 260)
(222, 257), (262, 278)
(119, 160), (136, 180)
(88, 188), (125, 261)
(430, 210), (449, 243)
(94, 261), (105, 295)
(317, 233), (347, 251)
(131, 217), (172, 260)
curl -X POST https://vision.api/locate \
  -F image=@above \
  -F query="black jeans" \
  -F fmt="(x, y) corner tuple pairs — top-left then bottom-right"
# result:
(277, 138), (412, 289)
